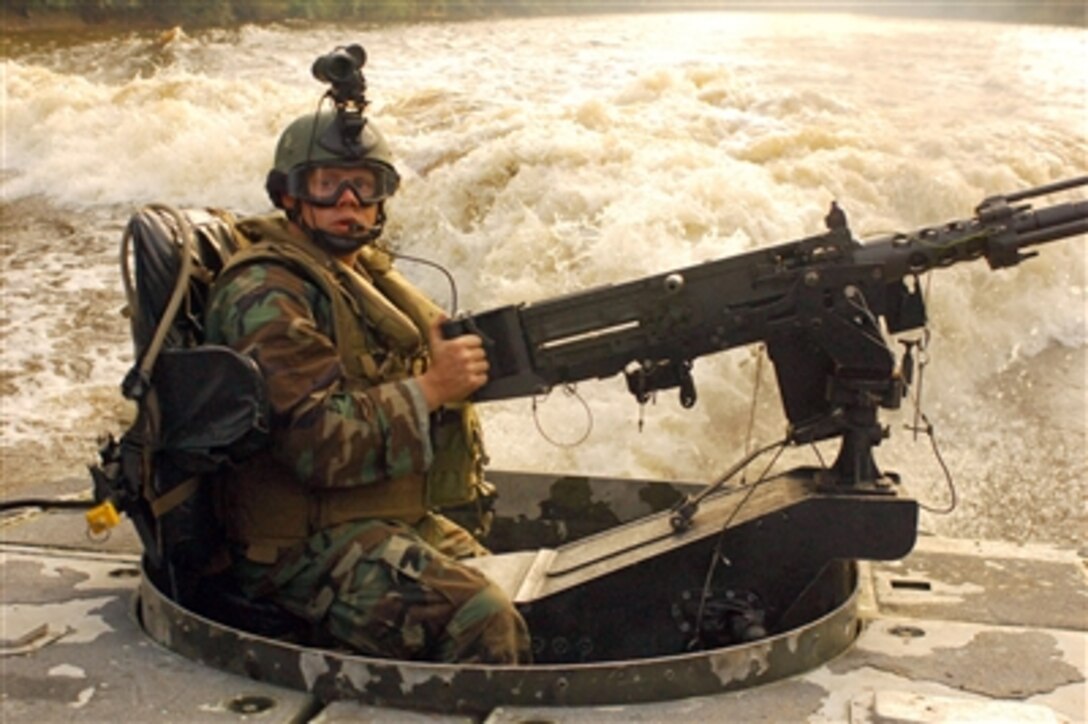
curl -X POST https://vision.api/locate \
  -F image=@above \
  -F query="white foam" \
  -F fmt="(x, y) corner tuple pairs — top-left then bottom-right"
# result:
(1, 13), (1084, 542)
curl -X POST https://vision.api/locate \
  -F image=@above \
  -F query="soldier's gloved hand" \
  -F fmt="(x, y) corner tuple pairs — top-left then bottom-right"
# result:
(417, 318), (489, 410)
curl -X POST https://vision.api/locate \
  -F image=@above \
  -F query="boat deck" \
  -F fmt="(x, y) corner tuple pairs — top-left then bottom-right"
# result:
(2, 477), (1084, 723)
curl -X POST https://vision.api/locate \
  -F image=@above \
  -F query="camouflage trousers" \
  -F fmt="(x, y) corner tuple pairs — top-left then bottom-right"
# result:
(231, 513), (531, 664)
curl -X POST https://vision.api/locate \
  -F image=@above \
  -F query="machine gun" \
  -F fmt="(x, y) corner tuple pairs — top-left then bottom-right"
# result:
(445, 177), (1088, 498)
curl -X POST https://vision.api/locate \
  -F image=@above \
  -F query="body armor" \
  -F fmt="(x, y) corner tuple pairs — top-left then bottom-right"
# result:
(215, 215), (487, 563)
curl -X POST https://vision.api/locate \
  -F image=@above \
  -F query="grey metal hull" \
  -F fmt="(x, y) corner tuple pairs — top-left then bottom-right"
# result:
(2, 470), (1084, 721)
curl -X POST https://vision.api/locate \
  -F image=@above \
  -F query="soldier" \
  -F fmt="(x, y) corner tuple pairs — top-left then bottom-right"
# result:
(203, 107), (531, 664)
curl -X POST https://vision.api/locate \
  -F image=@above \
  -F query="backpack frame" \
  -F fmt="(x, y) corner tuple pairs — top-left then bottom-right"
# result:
(90, 204), (270, 597)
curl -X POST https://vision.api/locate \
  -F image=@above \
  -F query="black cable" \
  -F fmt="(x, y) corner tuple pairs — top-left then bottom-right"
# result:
(0, 498), (94, 513)
(388, 249), (460, 315)
(672, 436), (790, 530)
(689, 441), (788, 648)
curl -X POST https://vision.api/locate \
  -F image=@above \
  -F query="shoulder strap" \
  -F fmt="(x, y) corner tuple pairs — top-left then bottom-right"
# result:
(121, 204), (198, 401)
(220, 223), (375, 380)
(222, 218), (433, 381)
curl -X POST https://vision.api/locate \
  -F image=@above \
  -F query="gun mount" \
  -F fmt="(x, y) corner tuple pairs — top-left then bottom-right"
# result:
(445, 176), (1088, 495)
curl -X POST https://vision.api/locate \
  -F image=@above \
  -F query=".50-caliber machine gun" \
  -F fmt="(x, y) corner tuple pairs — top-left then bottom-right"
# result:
(445, 176), (1088, 498)
(440, 177), (1086, 661)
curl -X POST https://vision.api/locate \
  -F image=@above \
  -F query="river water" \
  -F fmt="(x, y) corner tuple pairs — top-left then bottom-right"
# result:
(2, 12), (1085, 546)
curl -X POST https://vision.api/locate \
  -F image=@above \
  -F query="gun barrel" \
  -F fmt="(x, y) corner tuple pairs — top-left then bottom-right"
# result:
(1013, 200), (1088, 247)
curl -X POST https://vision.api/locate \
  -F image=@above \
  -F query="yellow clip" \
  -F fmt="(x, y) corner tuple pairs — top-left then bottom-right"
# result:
(85, 501), (122, 536)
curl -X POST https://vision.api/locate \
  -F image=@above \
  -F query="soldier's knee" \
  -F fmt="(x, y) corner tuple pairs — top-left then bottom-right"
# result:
(443, 582), (531, 664)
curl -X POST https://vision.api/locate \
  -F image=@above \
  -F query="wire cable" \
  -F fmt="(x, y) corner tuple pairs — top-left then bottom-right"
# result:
(690, 441), (788, 648)
(901, 274), (958, 515)
(387, 249), (460, 315)
(1, 498), (94, 513)
(739, 345), (767, 485)
(531, 384), (593, 448)
(909, 410), (958, 515)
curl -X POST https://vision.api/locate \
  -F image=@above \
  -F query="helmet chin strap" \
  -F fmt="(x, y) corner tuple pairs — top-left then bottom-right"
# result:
(288, 206), (387, 255)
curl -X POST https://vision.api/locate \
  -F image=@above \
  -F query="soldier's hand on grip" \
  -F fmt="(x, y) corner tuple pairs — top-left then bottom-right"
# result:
(418, 318), (489, 410)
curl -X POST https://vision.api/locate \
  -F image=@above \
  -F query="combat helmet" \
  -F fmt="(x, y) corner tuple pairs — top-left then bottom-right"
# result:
(265, 108), (401, 252)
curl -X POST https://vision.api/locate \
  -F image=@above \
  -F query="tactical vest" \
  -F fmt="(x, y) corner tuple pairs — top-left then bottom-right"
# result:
(215, 215), (487, 564)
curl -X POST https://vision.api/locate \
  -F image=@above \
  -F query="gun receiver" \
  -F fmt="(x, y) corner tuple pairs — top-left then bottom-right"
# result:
(444, 176), (1087, 487)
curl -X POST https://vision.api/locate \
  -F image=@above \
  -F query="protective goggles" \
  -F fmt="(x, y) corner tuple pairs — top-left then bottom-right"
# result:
(286, 161), (400, 207)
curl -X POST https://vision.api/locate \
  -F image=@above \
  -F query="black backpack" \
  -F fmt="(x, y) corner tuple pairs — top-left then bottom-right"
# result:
(89, 205), (269, 593)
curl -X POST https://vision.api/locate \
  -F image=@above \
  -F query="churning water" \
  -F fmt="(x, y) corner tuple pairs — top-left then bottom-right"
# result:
(1, 12), (1085, 545)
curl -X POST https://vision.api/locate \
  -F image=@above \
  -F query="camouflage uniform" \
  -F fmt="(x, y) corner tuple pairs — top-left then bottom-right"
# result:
(204, 215), (530, 664)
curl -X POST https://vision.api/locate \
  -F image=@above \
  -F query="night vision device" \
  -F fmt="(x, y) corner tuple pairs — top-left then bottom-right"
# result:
(312, 43), (368, 107)
(310, 43), (371, 162)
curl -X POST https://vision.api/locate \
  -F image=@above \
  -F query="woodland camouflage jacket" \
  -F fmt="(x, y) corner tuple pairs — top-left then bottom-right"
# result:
(204, 214), (484, 561)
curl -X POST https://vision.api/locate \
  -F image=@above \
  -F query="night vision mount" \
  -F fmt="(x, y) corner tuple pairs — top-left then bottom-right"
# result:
(311, 43), (370, 159)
